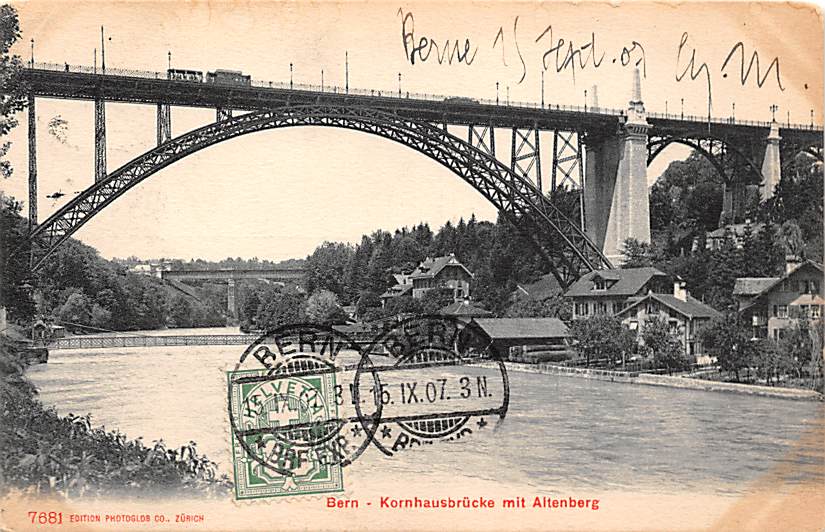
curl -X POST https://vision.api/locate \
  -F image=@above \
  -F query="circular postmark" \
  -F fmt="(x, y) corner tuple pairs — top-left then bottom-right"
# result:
(227, 324), (384, 483)
(354, 315), (509, 457)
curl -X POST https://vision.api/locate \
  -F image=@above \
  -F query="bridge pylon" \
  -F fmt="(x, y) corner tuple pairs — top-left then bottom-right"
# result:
(94, 97), (107, 182)
(28, 93), (37, 229)
(760, 120), (781, 201)
(583, 68), (651, 265)
(157, 103), (172, 145)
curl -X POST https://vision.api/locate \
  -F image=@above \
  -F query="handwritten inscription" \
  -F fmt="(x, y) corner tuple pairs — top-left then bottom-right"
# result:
(398, 9), (477, 66)
(397, 10), (789, 102)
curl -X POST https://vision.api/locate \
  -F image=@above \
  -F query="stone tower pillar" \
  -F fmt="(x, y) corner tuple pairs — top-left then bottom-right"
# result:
(227, 279), (238, 323)
(760, 120), (781, 201)
(584, 69), (651, 265)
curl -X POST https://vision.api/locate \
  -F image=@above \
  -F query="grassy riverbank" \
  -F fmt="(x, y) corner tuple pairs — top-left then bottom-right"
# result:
(0, 334), (232, 498)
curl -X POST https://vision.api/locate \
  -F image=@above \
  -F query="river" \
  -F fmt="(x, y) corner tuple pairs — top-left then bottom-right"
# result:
(27, 336), (824, 500)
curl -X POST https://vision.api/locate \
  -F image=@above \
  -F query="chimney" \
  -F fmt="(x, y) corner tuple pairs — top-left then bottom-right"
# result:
(785, 254), (802, 275)
(673, 280), (688, 302)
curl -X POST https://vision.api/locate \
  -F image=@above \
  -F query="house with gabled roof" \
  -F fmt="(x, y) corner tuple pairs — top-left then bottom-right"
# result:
(409, 254), (473, 301)
(615, 291), (721, 358)
(736, 257), (824, 340)
(564, 267), (675, 319)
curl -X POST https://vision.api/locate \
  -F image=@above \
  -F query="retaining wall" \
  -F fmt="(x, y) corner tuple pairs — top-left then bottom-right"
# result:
(508, 362), (823, 401)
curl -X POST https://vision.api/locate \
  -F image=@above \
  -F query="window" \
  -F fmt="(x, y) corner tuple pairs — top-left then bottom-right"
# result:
(813, 305), (821, 319)
(775, 305), (788, 318)
(596, 302), (608, 314)
(646, 303), (656, 315)
(593, 279), (606, 291)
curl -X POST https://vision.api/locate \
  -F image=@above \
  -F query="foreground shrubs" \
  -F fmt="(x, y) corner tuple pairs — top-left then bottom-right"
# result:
(0, 337), (231, 498)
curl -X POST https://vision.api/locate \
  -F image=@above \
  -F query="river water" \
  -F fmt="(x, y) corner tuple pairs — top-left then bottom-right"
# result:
(27, 339), (824, 498)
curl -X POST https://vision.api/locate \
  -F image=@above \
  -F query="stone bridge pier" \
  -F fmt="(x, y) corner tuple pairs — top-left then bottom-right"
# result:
(583, 69), (651, 266)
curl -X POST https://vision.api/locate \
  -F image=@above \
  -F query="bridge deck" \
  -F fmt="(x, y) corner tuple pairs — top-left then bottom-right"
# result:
(161, 268), (305, 281)
(23, 64), (823, 142)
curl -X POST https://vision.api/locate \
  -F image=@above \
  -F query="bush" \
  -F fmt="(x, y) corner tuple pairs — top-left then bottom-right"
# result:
(0, 338), (231, 498)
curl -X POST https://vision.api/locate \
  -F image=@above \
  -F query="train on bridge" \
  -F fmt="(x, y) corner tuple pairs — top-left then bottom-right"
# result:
(167, 68), (251, 86)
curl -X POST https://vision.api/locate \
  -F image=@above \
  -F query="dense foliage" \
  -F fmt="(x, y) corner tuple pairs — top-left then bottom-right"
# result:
(699, 313), (824, 390)
(568, 315), (636, 368)
(0, 336), (232, 497)
(302, 214), (547, 316)
(1, 194), (226, 330)
(630, 154), (822, 311)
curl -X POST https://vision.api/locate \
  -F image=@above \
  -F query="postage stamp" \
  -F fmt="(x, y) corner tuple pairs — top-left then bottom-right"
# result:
(227, 324), (384, 500)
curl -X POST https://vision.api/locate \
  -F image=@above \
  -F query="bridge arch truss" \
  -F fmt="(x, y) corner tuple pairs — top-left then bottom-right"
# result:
(28, 104), (611, 287)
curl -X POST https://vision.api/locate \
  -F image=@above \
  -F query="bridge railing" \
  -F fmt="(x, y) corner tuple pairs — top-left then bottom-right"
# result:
(26, 62), (823, 131)
(48, 334), (258, 349)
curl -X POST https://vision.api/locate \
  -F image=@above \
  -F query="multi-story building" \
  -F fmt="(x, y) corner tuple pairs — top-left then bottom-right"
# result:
(615, 288), (720, 358)
(564, 267), (674, 319)
(735, 258), (824, 340)
(409, 254), (473, 300)
(380, 254), (473, 306)
(565, 267), (719, 358)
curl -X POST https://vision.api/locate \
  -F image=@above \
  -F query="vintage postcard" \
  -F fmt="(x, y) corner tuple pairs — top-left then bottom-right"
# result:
(1, 1), (823, 530)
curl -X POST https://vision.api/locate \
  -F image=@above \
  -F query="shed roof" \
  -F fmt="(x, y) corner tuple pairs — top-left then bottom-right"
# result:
(472, 318), (569, 339)
(440, 300), (493, 317)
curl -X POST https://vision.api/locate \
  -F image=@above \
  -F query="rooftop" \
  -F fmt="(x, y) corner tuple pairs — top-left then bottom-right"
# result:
(440, 300), (493, 317)
(565, 267), (670, 298)
(514, 273), (562, 300)
(618, 293), (721, 319)
(733, 277), (779, 297)
(472, 318), (569, 339)
(410, 254), (472, 280)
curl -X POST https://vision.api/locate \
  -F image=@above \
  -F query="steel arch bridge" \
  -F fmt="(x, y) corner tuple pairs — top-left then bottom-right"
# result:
(27, 104), (612, 287)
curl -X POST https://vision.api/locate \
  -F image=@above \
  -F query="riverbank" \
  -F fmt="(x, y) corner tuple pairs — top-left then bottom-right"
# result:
(505, 362), (825, 401)
(0, 332), (232, 498)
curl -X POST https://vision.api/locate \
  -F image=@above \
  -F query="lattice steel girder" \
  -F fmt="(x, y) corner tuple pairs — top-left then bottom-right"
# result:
(157, 104), (172, 145)
(647, 133), (763, 185)
(94, 97), (106, 183)
(28, 93), (37, 230)
(511, 127), (542, 191)
(468, 124), (496, 157)
(27, 105), (611, 287)
(551, 131), (583, 191)
(216, 107), (233, 122)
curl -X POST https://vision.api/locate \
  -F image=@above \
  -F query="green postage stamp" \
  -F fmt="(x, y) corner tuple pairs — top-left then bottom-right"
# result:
(227, 368), (344, 500)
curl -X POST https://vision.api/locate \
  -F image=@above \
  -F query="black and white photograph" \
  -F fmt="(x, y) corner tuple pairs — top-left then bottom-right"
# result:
(0, 1), (823, 530)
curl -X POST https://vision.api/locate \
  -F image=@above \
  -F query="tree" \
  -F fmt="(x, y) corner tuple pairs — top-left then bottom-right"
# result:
(505, 295), (571, 321)
(698, 313), (755, 381)
(355, 290), (381, 318)
(0, 4), (27, 179)
(305, 242), (354, 301)
(419, 288), (456, 315)
(569, 315), (636, 368)
(0, 194), (35, 321)
(255, 291), (306, 330)
(305, 290), (348, 325)
(169, 296), (195, 328)
(382, 296), (423, 317)
(621, 238), (655, 268)
(639, 316), (689, 373)
(778, 318), (816, 379)
(57, 292), (93, 326)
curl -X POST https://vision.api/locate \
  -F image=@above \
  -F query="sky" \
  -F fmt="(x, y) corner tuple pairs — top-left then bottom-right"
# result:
(3, 1), (822, 262)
